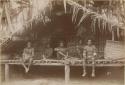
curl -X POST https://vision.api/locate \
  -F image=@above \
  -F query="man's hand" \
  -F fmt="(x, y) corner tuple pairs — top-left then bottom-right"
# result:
(54, 48), (59, 51)
(93, 53), (97, 56)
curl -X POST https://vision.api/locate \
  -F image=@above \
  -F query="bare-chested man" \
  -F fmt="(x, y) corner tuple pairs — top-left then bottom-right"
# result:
(22, 42), (34, 73)
(82, 39), (97, 77)
(54, 42), (67, 60)
(76, 40), (84, 59)
(42, 44), (53, 59)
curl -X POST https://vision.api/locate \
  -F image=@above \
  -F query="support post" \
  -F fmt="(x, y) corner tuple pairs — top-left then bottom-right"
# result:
(112, 30), (115, 41)
(124, 63), (125, 85)
(5, 64), (9, 81)
(65, 61), (70, 84)
(64, 0), (66, 13)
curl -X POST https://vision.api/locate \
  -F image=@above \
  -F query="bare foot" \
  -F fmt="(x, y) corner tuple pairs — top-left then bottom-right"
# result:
(82, 72), (86, 77)
(25, 68), (29, 73)
(91, 73), (95, 77)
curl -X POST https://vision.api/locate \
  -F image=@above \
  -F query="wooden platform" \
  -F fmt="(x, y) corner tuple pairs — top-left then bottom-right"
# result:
(0, 59), (125, 84)
(0, 59), (125, 66)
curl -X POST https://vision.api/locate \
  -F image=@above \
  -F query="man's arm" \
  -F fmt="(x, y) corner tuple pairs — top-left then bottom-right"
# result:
(93, 45), (97, 56)
(83, 46), (87, 58)
(22, 48), (26, 58)
(31, 48), (35, 57)
(54, 47), (59, 51)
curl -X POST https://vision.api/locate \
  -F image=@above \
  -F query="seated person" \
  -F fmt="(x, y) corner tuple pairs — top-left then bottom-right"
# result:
(22, 42), (34, 73)
(76, 40), (84, 59)
(54, 42), (67, 60)
(67, 40), (84, 59)
(42, 44), (53, 59)
(82, 39), (97, 77)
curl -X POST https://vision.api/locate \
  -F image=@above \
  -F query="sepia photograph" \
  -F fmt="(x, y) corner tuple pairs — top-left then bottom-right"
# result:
(0, 0), (125, 85)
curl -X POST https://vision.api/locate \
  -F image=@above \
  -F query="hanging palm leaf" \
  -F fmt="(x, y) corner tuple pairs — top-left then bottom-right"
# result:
(91, 17), (96, 32)
(72, 6), (76, 22)
(97, 16), (101, 31)
(102, 19), (106, 31)
(75, 8), (81, 24)
(0, 7), (3, 31)
(4, 2), (13, 34)
(77, 12), (91, 27)
(68, 0), (124, 41)
(0, 0), (51, 46)
(117, 27), (120, 39)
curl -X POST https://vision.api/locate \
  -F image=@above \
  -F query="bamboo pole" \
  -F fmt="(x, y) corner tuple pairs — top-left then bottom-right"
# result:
(124, 64), (125, 85)
(5, 64), (9, 81)
(65, 63), (70, 84)
(112, 30), (115, 41)
(65, 52), (70, 84)
(64, 0), (67, 13)
(0, 39), (1, 83)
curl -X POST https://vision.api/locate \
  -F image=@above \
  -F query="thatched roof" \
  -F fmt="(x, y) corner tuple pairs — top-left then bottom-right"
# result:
(0, 0), (125, 46)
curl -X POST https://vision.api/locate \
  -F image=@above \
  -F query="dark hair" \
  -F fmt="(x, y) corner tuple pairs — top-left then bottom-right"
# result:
(86, 38), (93, 42)
(87, 39), (92, 41)
(86, 39), (93, 45)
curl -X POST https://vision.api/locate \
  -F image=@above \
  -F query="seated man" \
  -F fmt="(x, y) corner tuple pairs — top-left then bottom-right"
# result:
(68, 40), (83, 59)
(82, 39), (97, 77)
(22, 42), (34, 73)
(42, 44), (53, 59)
(54, 42), (67, 60)
(76, 40), (84, 59)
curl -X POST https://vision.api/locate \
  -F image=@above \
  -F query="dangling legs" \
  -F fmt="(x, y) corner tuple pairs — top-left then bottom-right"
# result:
(91, 57), (95, 77)
(82, 58), (86, 77)
(21, 58), (29, 73)
(27, 57), (33, 73)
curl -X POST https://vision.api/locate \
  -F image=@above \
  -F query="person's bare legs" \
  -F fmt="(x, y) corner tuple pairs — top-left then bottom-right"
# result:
(82, 58), (86, 77)
(27, 57), (33, 73)
(21, 58), (29, 73)
(91, 57), (95, 77)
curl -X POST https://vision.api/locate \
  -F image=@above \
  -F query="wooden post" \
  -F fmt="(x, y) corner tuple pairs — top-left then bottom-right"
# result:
(112, 30), (115, 41)
(124, 63), (125, 85)
(64, 0), (66, 13)
(0, 54), (1, 83)
(5, 64), (9, 81)
(65, 61), (70, 84)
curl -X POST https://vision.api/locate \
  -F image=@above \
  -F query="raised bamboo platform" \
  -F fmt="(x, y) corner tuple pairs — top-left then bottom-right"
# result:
(0, 59), (125, 66)
(0, 59), (125, 84)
